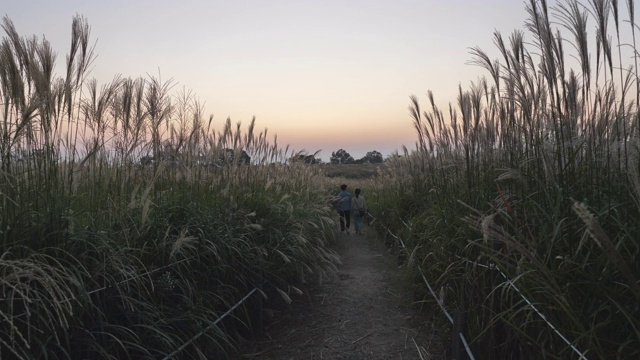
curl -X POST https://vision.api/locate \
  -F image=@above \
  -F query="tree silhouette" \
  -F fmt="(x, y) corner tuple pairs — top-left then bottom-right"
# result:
(330, 149), (354, 164)
(361, 150), (383, 163)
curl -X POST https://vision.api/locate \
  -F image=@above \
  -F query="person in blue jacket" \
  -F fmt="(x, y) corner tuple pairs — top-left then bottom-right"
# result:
(351, 188), (366, 235)
(336, 184), (352, 234)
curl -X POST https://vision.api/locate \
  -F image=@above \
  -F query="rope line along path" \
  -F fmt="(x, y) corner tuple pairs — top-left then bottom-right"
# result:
(163, 287), (259, 360)
(368, 212), (476, 360)
(371, 211), (589, 360)
(455, 255), (589, 360)
(7, 255), (200, 321)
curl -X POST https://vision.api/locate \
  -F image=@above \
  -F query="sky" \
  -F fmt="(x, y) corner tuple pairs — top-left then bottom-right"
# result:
(4, 0), (531, 161)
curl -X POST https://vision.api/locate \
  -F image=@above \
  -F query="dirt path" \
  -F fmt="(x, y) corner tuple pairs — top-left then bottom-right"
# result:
(244, 228), (445, 359)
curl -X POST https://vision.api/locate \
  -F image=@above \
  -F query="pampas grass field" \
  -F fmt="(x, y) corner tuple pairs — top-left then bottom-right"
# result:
(2, 0), (640, 358)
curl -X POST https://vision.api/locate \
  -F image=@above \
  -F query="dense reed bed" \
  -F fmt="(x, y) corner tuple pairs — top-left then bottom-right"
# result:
(0, 16), (340, 358)
(370, 0), (639, 358)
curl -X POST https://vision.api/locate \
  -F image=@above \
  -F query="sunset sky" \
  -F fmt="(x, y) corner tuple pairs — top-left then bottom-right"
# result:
(4, 0), (530, 161)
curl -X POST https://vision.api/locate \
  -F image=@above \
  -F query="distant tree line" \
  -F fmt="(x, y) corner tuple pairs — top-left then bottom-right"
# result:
(330, 149), (383, 164)
(140, 146), (385, 166)
(288, 149), (384, 164)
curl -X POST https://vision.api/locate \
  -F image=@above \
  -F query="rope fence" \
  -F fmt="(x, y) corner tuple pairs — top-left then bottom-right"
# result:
(85, 256), (196, 297)
(162, 287), (260, 360)
(5, 252), (263, 359)
(418, 267), (453, 324)
(455, 255), (588, 360)
(7, 254), (200, 320)
(459, 332), (474, 360)
(82, 254), (263, 358)
(367, 211), (476, 360)
(367, 210), (589, 360)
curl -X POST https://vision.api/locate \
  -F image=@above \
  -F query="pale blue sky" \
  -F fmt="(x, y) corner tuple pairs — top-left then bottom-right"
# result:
(4, 0), (530, 160)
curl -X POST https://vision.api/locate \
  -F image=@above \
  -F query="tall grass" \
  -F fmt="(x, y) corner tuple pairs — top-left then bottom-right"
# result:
(0, 16), (339, 358)
(371, 0), (640, 358)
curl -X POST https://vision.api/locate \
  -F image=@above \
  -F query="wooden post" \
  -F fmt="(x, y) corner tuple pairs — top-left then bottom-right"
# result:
(255, 269), (264, 336)
(491, 239), (505, 358)
(451, 311), (468, 360)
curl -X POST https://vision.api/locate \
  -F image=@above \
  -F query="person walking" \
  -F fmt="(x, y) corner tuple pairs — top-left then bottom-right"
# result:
(351, 188), (366, 235)
(336, 184), (352, 234)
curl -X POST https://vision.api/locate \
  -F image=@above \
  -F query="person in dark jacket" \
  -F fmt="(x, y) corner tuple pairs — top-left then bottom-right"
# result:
(336, 184), (352, 234)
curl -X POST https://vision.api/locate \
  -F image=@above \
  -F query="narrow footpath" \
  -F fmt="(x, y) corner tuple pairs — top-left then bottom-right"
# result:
(244, 228), (445, 360)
